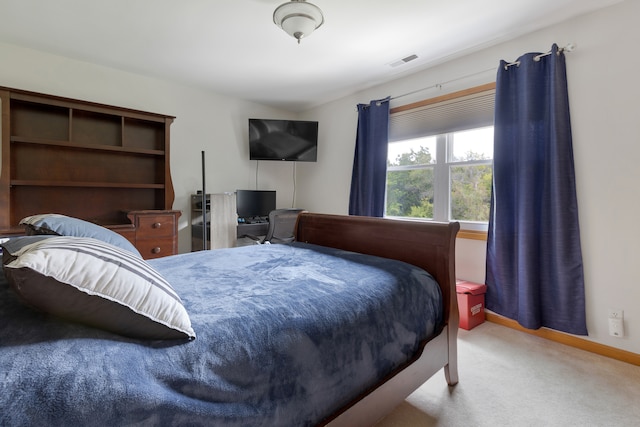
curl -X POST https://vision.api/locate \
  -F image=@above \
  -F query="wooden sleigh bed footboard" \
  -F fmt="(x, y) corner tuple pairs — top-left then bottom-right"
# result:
(295, 213), (460, 426)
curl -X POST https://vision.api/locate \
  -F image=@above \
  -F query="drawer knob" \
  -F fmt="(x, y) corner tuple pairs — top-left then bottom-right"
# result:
(152, 247), (161, 254)
(152, 222), (162, 229)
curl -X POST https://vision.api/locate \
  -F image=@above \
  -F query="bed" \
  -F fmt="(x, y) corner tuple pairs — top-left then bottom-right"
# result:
(0, 212), (459, 426)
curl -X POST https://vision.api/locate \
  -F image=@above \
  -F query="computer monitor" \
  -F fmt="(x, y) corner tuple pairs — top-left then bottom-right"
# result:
(236, 190), (276, 220)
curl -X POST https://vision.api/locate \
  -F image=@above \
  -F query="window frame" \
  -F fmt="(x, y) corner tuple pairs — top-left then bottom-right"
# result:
(385, 83), (495, 233)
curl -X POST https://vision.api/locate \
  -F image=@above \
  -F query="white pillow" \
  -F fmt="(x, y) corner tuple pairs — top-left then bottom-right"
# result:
(4, 236), (195, 340)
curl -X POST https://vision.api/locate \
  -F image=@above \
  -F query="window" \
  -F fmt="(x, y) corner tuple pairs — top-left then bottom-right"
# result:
(385, 84), (495, 230)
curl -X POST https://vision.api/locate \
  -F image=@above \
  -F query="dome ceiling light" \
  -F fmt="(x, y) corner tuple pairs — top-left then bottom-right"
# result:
(273, 0), (324, 44)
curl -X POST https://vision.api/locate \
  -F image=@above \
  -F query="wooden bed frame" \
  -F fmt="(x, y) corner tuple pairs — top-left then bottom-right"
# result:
(294, 213), (460, 426)
(2, 88), (460, 425)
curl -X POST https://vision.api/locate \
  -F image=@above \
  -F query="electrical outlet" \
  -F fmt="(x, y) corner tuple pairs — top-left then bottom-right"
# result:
(609, 317), (624, 337)
(608, 308), (624, 319)
(608, 309), (625, 337)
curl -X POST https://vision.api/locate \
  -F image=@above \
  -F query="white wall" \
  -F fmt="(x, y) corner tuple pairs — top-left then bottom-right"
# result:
(299, 0), (640, 354)
(0, 42), (296, 253)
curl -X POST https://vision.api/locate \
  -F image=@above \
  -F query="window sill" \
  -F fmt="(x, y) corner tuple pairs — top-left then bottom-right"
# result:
(384, 216), (488, 240)
(458, 229), (487, 241)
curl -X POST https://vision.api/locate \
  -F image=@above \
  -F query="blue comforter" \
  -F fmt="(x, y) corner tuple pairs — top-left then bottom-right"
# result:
(0, 242), (442, 426)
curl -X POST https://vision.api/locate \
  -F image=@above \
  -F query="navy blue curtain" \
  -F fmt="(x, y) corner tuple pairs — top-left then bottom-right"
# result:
(349, 97), (390, 217)
(486, 44), (587, 335)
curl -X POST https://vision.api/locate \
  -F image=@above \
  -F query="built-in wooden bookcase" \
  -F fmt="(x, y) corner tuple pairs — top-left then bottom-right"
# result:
(0, 87), (175, 237)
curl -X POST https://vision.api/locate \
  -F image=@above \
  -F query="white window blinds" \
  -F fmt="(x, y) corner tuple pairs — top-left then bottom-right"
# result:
(389, 86), (495, 142)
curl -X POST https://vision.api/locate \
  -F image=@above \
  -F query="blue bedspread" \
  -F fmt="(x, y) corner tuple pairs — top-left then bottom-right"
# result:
(0, 242), (442, 426)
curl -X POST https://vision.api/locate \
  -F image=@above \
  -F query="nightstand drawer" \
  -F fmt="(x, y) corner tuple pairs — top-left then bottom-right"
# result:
(126, 210), (181, 259)
(136, 214), (175, 238)
(135, 237), (175, 259)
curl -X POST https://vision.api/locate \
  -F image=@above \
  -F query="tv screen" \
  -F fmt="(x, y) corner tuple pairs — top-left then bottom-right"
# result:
(249, 118), (318, 162)
(236, 190), (276, 220)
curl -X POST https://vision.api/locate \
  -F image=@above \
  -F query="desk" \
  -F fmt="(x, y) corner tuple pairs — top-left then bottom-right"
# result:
(237, 222), (269, 238)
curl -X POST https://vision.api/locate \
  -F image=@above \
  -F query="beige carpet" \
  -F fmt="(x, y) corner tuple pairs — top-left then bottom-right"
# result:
(376, 321), (640, 427)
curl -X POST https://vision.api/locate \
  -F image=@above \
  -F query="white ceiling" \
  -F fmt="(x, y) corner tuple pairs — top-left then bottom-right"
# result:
(0, 0), (622, 112)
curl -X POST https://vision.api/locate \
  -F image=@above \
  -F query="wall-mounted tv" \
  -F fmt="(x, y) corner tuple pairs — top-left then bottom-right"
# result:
(249, 118), (318, 162)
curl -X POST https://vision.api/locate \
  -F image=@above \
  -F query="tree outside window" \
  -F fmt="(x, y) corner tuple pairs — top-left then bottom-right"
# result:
(386, 126), (493, 228)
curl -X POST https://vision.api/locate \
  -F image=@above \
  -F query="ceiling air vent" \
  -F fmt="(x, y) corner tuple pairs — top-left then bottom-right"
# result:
(389, 54), (418, 68)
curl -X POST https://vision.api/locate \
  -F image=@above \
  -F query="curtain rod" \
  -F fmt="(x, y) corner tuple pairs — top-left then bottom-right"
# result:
(503, 42), (576, 69)
(389, 67), (496, 102)
(389, 42), (576, 102)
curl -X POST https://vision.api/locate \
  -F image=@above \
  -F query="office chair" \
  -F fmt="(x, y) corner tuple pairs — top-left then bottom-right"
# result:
(245, 208), (306, 244)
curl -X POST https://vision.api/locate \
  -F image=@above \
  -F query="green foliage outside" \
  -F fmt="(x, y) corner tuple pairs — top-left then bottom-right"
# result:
(450, 161), (492, 221)
(386, 147), (435, 218)
(386, 146), (492, 221)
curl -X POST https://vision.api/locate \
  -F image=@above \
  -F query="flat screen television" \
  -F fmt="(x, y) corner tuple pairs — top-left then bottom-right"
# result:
(249, 118), (318, 162)
(236, 190), (276, 220)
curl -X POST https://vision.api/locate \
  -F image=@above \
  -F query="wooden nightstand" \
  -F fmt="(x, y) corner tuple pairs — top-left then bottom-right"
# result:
(126, 210), (181, 259)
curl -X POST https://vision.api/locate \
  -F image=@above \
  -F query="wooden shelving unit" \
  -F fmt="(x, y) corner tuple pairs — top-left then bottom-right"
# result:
(0, 87), (178, 256)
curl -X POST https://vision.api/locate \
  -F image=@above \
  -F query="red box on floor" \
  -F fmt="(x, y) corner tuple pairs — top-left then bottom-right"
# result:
(456, 280), (487, 330)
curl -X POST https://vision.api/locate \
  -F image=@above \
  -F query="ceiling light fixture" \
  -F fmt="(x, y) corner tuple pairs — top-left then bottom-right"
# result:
(273, 0), (324, 44)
